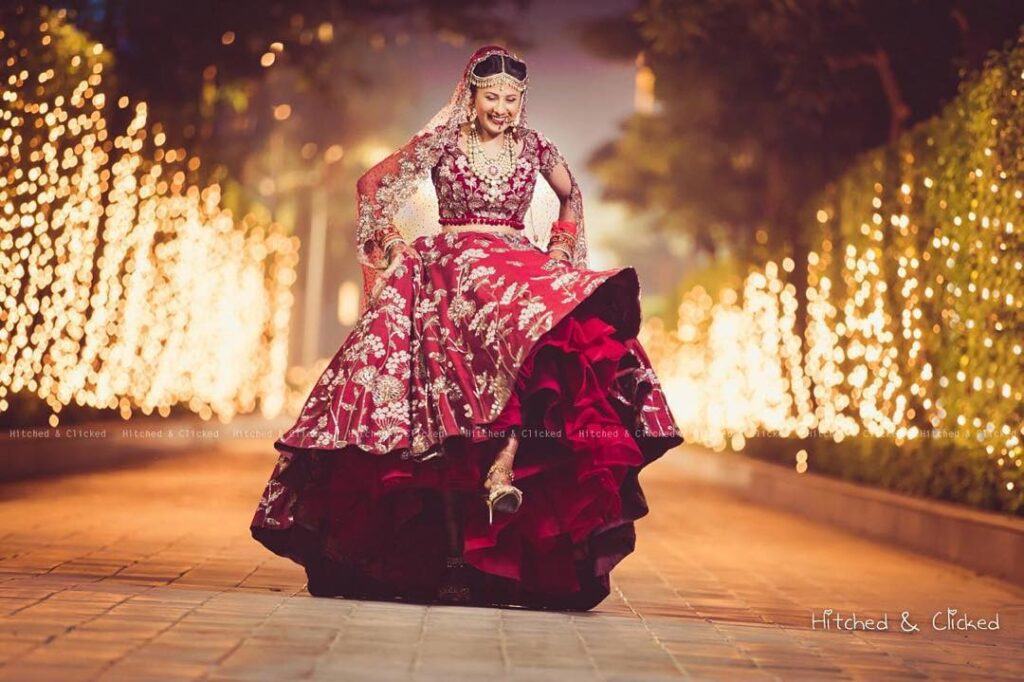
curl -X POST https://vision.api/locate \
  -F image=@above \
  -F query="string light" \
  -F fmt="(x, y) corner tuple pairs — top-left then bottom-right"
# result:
(645, 34), (1023, 508)
(1, 11), (300, 424)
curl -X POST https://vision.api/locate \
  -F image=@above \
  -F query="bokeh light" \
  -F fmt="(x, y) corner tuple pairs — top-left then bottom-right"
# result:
(644, 46), (1022, 506)
(1, 11), (300, 425)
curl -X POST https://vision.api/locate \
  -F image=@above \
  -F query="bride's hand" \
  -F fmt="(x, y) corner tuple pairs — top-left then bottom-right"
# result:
(387, 241), (420, 267)
(548, 248), (571, 262)
(371, 242), (420, 299)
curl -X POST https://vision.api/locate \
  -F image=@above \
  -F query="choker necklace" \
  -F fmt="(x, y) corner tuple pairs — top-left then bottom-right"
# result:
(467, 123), (517, 201)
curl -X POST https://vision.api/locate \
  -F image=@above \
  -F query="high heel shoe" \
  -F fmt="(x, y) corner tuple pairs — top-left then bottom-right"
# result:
(484, 462), (523, 525)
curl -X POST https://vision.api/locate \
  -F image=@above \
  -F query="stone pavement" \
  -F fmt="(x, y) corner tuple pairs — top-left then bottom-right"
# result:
(0, 439), (1021, 681)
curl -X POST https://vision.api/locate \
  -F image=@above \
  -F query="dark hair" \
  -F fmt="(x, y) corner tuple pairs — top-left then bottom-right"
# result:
(471, 53), (528, 82)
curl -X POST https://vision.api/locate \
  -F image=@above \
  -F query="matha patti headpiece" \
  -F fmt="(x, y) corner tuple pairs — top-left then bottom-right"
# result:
(468, 53), (529, 93)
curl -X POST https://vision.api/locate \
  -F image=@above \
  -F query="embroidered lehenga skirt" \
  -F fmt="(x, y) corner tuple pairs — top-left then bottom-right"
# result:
(250, 230), (683, 610)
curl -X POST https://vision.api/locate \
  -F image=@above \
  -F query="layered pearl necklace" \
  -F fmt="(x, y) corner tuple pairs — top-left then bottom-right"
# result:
(466, 123), (517, 201)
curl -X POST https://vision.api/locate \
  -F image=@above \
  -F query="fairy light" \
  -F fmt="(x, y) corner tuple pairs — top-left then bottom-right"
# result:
(1, 11), (300, 424)
(644, 33), (1023, 504)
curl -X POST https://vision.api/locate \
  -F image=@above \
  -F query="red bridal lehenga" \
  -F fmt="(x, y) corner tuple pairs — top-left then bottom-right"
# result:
(250, 45), (683, 611)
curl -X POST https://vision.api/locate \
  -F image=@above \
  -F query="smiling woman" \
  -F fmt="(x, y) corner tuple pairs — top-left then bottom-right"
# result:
(469, 52), (527, 134)
(250, 44), (683, 611)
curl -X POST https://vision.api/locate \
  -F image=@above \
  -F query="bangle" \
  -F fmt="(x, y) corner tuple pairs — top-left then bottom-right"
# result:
(379, 224), (403, 244)
(551, 219), (578, 235)
(549, 245), (571, 259)
(383, 239), (406, 260)
(549, 234), (577, 252)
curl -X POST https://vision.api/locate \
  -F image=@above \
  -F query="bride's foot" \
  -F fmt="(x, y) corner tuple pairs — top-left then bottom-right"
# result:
(484, 432), (519, 491)
(484, 433), (523, 524)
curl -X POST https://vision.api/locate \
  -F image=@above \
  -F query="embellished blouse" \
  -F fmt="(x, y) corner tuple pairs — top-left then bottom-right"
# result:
(355, 125), (586, 273)
(431, 127), (559, 231)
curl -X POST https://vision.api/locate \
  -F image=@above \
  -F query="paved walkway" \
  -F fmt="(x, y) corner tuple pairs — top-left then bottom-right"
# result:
(0, 439), (1021, 681)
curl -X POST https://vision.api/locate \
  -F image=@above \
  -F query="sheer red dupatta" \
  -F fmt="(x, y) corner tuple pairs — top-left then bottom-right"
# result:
(354, 127), (448, 315)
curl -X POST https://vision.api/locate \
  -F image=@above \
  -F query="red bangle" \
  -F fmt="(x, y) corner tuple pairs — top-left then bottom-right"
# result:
(379, 226), (402, 243)
(552, 220), (578, 235)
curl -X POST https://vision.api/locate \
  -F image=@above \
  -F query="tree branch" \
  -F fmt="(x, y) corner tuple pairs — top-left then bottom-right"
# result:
(827, 47), (911, 142)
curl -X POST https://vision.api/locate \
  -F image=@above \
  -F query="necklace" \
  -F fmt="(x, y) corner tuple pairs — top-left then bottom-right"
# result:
(466, 123), (516, 201)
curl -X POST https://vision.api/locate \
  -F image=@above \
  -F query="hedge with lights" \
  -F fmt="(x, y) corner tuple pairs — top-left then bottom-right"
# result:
(1, 7), (300, 428)
(790, 29), (1023, 513)
(649, 30), (1023, 513)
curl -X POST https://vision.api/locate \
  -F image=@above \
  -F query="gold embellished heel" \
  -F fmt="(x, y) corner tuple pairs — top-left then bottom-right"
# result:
(484, 463), (523, 525)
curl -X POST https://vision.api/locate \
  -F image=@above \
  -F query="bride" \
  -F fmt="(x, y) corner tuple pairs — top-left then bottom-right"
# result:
(251, 44), (683, 610)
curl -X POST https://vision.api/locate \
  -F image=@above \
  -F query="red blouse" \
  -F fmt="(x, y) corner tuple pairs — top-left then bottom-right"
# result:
(431, 128), (560, 231)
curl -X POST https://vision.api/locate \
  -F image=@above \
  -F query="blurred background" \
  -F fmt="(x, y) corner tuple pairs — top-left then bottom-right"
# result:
(1, 0), (1022, 514)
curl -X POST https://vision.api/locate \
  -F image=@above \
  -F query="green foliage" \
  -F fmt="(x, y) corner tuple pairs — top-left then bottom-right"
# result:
(759, 28), (1024, 515)
(582, 0), (1024, 265)
(744, 434), (1016, 513)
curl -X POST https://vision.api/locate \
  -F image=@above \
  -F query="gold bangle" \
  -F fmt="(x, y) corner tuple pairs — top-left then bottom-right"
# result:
(549, 245), (572, 259)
